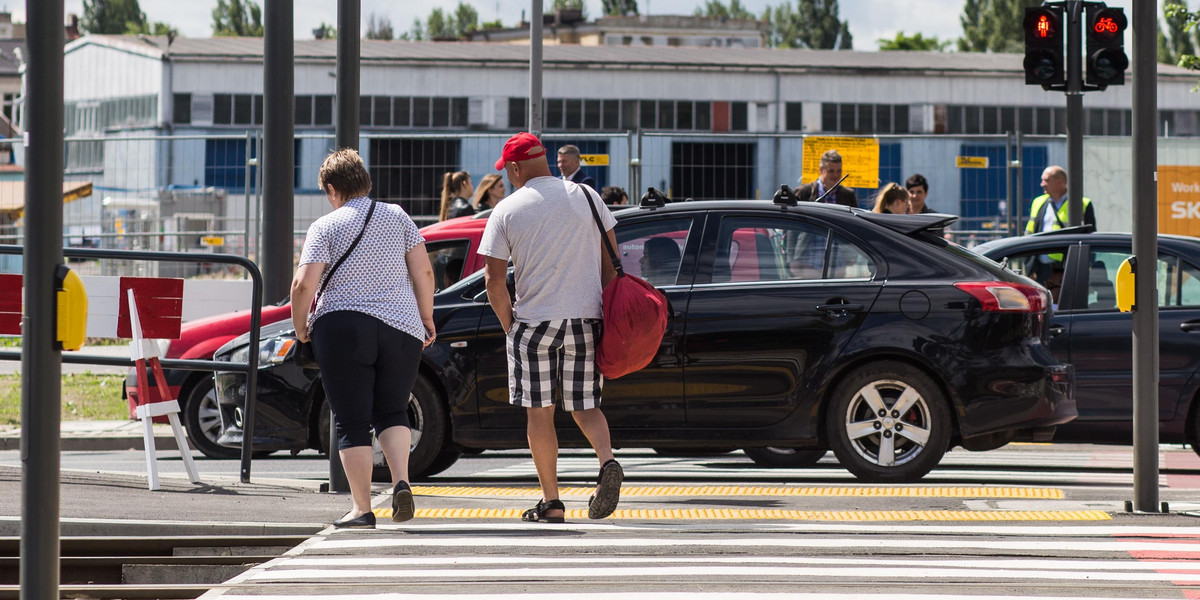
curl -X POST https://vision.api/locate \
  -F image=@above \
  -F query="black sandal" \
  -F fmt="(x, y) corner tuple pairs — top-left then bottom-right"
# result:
(521, 498), (566, 523)
(588, 459), (624, 520)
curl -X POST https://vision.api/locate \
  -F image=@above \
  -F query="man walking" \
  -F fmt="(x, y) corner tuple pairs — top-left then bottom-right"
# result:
(557, 144), (597, 189)
(479, 132), (623, 523)
(798, 149), (857, 208)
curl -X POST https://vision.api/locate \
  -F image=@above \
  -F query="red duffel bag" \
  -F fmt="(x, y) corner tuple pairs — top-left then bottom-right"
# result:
(581, 187), (669, 379)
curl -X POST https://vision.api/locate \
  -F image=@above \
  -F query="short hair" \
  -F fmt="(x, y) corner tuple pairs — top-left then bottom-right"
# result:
(601, 185), (628, 205)
(318, 148), (372, 199)
(819, 150), (843, 169)
(905, 173), (929, 193)
(557, 144), (581, 157)
(1044, 165), (1067, 182)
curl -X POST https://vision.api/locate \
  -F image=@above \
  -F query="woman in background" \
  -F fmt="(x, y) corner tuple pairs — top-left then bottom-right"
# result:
(439, 171), (475, 221)
(471, 173), (506, 211)
(872, 183), (912, 215)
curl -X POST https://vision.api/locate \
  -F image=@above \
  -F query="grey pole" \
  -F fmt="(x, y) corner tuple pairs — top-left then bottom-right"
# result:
(328, 0), (360, 494)
(21, 1), (64, 599)
(529, 1), (543, 136)
(1131, 0), (1160, 513)
(1065, 0), (1084, 227)
(262, 0), (294, 304)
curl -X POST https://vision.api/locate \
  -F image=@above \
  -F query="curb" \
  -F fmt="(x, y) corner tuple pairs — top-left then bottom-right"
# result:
(0, 435), (178, 452)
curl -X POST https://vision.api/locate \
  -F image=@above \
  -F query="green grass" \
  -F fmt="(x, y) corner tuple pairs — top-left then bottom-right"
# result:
(0, 373), (128, 425)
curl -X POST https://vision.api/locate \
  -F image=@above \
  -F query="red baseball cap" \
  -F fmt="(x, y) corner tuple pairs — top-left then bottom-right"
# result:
(494, 132), (546, 170)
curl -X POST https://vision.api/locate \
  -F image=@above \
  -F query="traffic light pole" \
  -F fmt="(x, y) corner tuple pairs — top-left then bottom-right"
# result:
(1064, 0), (1084, 227)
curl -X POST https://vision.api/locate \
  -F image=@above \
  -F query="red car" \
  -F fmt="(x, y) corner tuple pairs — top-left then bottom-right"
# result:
(125, 212), (490, 458)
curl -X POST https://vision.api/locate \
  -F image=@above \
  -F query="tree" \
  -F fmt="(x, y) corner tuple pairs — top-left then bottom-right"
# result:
(312, 22), (336, 40)
(957, 0), (1040, 53)
(764, 0), (852, 50)
(694, 0), (754, 20)
(82, 0), (147, 34)
(212, 0), (264, 37)
(603, 0), (639, 16)
(1165, 3), (1200, 82)
(425, 8), (455, 39)
(400, 18), (425, 41)
(1161, 2), (1198, 65)
(454, 2), (479, 36)
(125, 20), (178, 37)
(366, 13), (394, 40)
(878, 31), (949, 52)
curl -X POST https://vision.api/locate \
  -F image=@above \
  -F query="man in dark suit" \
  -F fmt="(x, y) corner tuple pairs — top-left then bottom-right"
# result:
(557, 144), (597, 189)
(797, 149), (857, 208)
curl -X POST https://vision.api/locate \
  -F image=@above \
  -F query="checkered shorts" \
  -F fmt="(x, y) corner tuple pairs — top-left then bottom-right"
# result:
(506, 318), (603, 411)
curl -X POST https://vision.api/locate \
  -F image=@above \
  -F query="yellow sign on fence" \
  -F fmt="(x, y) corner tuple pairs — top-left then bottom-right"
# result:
(801, 137), (879, 189)
(956, 156), (989, 169)
(581, 154), (610, 166)
(1159, 165), (1200, 237)
(201, 236), (224, 247)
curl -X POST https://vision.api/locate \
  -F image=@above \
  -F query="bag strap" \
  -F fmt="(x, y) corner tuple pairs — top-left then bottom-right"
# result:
(579, 185), (624, 278)
(315, 198), (378, 303)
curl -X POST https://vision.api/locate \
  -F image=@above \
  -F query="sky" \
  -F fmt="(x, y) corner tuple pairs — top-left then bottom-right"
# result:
(11, 0), (1165, 51)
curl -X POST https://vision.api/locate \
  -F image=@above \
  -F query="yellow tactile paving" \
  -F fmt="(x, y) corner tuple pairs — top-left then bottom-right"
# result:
(411, 485), (1065, 499)
(372, 508), (1111, 521)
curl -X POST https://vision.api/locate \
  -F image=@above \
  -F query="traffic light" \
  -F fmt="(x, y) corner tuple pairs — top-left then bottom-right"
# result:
(1086, 6), (1128, 87)
(1023, 7), (1065, 87)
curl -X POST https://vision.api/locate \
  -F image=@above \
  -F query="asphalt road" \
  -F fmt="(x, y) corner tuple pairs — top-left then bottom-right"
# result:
(4, 443), (1200, 598)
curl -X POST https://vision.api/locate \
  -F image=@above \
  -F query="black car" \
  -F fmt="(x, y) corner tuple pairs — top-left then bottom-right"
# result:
(976, 228), (1200, 453)
(214, 196), (1075, 483)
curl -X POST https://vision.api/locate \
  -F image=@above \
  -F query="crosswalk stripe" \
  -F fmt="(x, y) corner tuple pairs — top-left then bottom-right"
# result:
(411, 485), (1065, 499)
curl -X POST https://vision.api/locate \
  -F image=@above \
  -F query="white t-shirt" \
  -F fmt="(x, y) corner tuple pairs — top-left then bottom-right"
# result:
(478, 176), (616, 323)
(299, 196), (427, 342)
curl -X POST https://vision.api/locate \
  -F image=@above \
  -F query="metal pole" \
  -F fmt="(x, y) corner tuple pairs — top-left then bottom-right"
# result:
(529, 0), (543, 136)
(1065, 0), (1084, 227)
(328, 0), (360, 494)
(1131, 0), (1160, 513)
(243, 130), (253, 265)
(262, 0), (294, 304)
(21, 1), (64, 598)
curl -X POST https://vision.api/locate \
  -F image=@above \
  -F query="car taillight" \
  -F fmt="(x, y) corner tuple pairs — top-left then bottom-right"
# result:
(954, 281), (1047, 313)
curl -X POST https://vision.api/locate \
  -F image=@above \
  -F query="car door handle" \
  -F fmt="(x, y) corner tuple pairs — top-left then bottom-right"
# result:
(1048, 325), (1065, 336)
(1181, 321), (1200, 333)
(816, 303), (864, 316)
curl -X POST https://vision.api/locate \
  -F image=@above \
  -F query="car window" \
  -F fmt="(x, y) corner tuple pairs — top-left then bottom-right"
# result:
(1086, 250), (1125, 310)
(715, 216), (853, 283)
(616, 218), (691, 286)
(427, 239), (470, 292)
(998, 246), (1070, 306)
(1157, 255), (1200, 308)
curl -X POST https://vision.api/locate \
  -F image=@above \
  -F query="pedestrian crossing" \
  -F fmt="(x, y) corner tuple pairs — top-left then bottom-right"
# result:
(204, 522), (1200, 599)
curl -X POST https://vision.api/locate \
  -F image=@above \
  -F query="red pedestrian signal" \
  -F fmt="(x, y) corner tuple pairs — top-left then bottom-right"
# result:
(1023, 7), (1065, 87)
(1086, 6), (1128, 87)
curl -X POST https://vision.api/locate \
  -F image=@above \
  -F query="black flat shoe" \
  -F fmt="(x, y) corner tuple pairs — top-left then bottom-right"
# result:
(392, 481), (415, 523)
(332, 511), (376, 529)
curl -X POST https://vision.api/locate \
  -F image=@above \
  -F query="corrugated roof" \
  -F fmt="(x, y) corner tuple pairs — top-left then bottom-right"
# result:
(70, 34), (1200, 79)
(0, 40), (22, 76)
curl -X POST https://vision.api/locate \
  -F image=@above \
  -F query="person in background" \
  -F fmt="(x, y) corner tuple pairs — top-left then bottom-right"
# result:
(905, 173), (937, 214)
(872, 183), (912, 214)
(557, 144), (597, 189)
(472, 173), (506, 212)
(1026, 165), (1095, 234)
(479, 132), (623, 524)
(439, 171), (475, 221)
(291, 148), (437, 529)
(601, 185), (629, 206)
(797, 150), (857, 208)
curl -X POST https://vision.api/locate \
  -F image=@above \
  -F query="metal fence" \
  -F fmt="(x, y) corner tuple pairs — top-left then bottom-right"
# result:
(3, 129), (1197, 276)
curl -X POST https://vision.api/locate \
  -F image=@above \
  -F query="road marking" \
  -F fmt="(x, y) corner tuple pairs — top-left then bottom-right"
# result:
(370, 508), (1108, 521)
(215, 595), (1158, 600)
(411, 485), (1065, 499)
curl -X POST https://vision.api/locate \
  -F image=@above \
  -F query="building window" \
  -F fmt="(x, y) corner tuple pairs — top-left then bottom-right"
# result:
(173, 93), (191, 124)
(233, 94), (253, 125)
(394, 97), (411, 127)
(375, 96), (392, 126)
(785, 102), (803, 131)
(295, 95), (312, 125)
(314, 95), (334, 125)
(359, 96), (372, 126)
(508, 97), (526, 129)
(585, 99), (602, 129)
(730, 102), (748, 131)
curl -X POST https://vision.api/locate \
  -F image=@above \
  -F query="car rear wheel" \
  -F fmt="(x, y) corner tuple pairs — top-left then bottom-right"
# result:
(826, 361), (950, 483)
(184, 379), (241, 460)
(743, 447), (827, 468)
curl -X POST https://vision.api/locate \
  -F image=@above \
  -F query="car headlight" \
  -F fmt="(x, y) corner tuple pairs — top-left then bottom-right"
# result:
(228, 337), (299, 368)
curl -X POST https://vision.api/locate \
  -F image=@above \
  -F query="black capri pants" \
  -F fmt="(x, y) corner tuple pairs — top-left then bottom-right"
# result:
(311, 310), (423, 450)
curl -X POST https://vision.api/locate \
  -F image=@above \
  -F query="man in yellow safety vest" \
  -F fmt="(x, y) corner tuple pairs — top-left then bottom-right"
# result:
(1025, 165), (1096, 235)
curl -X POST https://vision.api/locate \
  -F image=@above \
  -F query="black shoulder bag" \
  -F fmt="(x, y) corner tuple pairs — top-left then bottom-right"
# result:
(294, 199), (377, 368)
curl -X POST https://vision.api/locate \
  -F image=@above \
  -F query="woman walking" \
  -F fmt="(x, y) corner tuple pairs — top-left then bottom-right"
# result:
(439, 171), (475, 221)
(291, 148), (437, 529)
